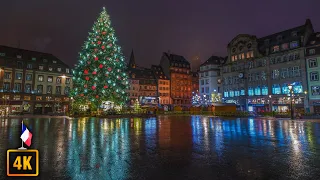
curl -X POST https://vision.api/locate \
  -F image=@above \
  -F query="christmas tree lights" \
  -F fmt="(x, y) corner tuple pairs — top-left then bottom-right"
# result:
(71, 7), (129, 108)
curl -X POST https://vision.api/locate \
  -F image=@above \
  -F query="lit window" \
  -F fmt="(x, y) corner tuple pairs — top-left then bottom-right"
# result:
(229, 90), (234, 97)
(14, 83), (22, 92)
(282, 84), (289, 94)
(25, 84), (31, 93)
(248, 87), (254, 96)
(15, 72), (22, 80)
(272, 69), (280, 79)
(27, 63), (33, 69)
(66, 78), (71, 84)
(240, 89), (245, 96)
(57, 67), (62, 72)
(281, 43), (288, 50)
(272, 46), (280, 52)
(254, 86), (261, 96)
(66, 68), (70, 73)
(224, 91), (229, 97)
(26, 74), (32, 81)
(272, 84), (281, 94)
(241, 53), (245, 59)
(24, 96), (31, 100)
(43, 59), (48, 63)
(39, 65), (44, 70)
(290, 41), (299, 48)
(38, 75), (44, 82)
(53, 60), (57, 63)
(36, 96), (42, 101)
(48, 66), (53, 71)
(262, 86), (268, 95)
(37, 85), (43, 94)
(47, 85), (52, 94)
(32, 57), (36, 61)
(13, 95), (20, 100)
(47, 76), (53, 82)
(293, 82), (303, 93)
(311, 86), (320, 96)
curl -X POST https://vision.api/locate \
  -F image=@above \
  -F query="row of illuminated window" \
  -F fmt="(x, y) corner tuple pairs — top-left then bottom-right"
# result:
(271, 66), (301, 79)
(171, 68), (190, 74)
(160, 99), (170, 104)
(2, 95), (67, 102)
(13, 61), (70, 73)
(172, 86), (191, 91)
(4, 72), (71, 84)
(272, 83), (303, 94)
(159, 87), (169, 91)
(173, 99), (190, 105)
(271, 41), (299, 53)
(159, 81), (169, 85)
(270, 53), (300, 64)
(171, 92), (191, 98)
(2, 83), (70, 95)
(159, 93), (170, 96)
(231, 51), (254, 62)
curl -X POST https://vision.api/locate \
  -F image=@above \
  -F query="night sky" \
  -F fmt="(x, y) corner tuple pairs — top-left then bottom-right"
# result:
(0, 0), (319, 68)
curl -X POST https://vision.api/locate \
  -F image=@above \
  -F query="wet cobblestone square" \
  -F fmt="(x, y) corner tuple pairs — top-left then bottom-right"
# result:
(1, 116), (320, 179)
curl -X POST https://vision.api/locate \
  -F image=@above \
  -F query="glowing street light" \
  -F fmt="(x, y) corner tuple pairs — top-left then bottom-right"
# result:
(288, 84), (294, 120)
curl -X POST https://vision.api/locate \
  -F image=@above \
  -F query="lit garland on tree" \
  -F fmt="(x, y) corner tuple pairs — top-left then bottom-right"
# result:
(70, 7), (129, 108)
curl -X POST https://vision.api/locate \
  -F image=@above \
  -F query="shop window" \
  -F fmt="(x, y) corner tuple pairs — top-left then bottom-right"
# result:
(282, 84), (290, 94)
(36, 96), (42, 101)
(248, 87), (254, 96)
(240, 89), (245, 96)
(262, 86), (268, 95)
(25, 84), (31, 93)
(224, 91), (229, 97)
(4, 72), (11, 79)
(293, 82), (303, 93)
(24, 96), (31, 101)
(272, 84), (281, 94)
(254, 86), (261, 96)
(13, 95), (20, 100)
(229, 91), (234, 97)
(15, 72), (22, 80)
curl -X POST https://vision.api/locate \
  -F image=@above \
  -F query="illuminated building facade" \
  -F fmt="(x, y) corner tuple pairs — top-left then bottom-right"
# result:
(160, 52), (192, 106)
(221, 19), (313, 112)
(305, 32), (320, 114)
(151, 65), (171, 106)
(0, 45), (72, 114)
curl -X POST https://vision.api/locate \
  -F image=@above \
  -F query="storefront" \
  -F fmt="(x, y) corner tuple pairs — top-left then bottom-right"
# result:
(247, 98), (269, 112)
(139, 96), (158, 107)
(272, 96), (305, 113)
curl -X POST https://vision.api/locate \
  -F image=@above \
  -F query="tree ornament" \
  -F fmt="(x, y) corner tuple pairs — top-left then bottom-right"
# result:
(85, 76), (90, 81)
(95, 57), (99, 61)
(98, 41), (101, 45)
(92, 86), (96, 90)
(102, 31), (106, 35)
(94, 48), (98, 52)
(80, 94), (84, 97)
(92, 71), (97, 75)
(96, 95), (99, 98)
(99, 64), (103, 68)
(84, 69), (89, 74)
(104, 85), (108, 89)
(108, 44), (112, 48)
(108, 67), (112, 72)
(91, 42), (94, 44)
(101, 46), (105, 49)
(84, 84), (87, 88)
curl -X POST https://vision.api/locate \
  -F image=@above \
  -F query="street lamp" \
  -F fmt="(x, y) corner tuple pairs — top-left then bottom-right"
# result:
(268, 95), (272, 112)
(288, 84), (294, 119)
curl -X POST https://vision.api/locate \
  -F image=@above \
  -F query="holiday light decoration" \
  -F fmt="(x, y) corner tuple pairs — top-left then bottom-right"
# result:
(70, 7), (129, 108)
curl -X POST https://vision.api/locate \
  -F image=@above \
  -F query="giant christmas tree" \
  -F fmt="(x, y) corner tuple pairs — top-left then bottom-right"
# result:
(71, 7), (129, 109)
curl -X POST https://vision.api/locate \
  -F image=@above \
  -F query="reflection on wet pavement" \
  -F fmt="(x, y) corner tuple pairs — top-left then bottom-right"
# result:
(1, 116), (320, 179)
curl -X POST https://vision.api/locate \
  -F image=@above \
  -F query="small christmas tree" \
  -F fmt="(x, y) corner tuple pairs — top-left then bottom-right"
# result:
(71, 7), (129, 108)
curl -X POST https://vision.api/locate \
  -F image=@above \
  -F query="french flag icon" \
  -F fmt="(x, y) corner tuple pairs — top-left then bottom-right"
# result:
(20, 121), (33, 147)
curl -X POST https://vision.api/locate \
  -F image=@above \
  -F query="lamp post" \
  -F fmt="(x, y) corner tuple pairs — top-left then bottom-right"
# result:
(304, 90), (309, 113)
(288, 84), (294, 120)
(268, 95), (272, 112)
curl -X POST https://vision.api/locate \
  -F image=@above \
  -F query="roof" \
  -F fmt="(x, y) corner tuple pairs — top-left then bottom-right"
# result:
(200, 56), (224, 66)
(306, 32), (320, 46)
(257, 19), (313, 54)
(127, 67), (157, 84)
(151, 65), (169, 80)
(128, 49), (136, 68)
(0, 45), (70, 68)
(163, 52), (190, 68)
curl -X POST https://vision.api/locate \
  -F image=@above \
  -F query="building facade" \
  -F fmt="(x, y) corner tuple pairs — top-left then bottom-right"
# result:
(160, 52), (192, 106)
(127, 51), (158, 107)
(305, 32), (320, 114)
(221, 19), (314, 112)
(199, 56), (224, 104)
(0, 46), (72, 115)
(192, 71), (199, 94)
(151, 65), (171, 106)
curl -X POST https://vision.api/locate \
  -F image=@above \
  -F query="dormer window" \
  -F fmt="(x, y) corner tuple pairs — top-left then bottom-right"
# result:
(43, 59), (48, 63)
(66, 68), (70, 73)
(48, 66), (53, 71)
(32, 57), (36, 61)
(53, 60), (57, 64)
(57, 67), (62, 72)
(39, 65), (44, 70)
(292, 31), (297, 37)
(17, 55), (22, 59)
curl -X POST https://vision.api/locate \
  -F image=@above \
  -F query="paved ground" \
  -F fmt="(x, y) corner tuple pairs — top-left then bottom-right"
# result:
(1, 116), (320, 180)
